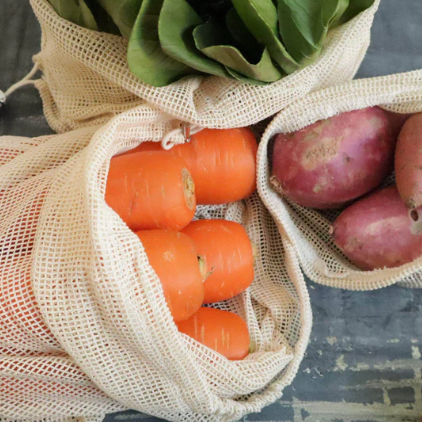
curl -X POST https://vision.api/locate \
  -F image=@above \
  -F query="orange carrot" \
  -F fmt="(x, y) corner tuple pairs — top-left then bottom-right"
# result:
(177, 307), (250, 360)
(182, 219), (254, 304)
(105, 152), (196, 231)
(136, 230), (205, 322)
(119, 128), (258, 205)
(117, 142), (162, 156)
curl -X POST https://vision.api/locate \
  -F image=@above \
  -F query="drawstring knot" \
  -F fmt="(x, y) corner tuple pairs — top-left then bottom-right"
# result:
(161, 123), (203, 150)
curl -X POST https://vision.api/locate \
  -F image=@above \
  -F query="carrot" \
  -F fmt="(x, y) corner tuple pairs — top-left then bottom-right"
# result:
(182, 219), (254, 304)
(117, 142), (162, 156)
(119, 128), (258, 205)
(164, 128), (258, 204)
(176, 307), (250, 360)
(136, 230), (206, 322)
(105, 151), (196, 231)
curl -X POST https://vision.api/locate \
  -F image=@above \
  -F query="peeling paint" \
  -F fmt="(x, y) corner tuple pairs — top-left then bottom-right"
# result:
(296, 346), (422, 421)
(412, 345), (421, 360)
(326, 336), (337, 346)
(335, 354), (348, 371)
(284, 398), (422, 422)
(382, 387), (391, 406)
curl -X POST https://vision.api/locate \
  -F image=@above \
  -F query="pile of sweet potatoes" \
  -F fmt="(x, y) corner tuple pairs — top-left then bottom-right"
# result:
(106, 128), (258, 360)
(271, 108), (422, 271)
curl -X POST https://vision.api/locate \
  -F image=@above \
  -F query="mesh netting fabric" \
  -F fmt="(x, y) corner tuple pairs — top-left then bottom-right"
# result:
(0, 104), (312, 421)
(257, 70), (422, 291)
(28, 0), (379, 134)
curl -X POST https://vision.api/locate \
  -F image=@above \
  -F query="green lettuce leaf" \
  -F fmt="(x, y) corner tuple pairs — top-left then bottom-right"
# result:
(337, 0), (376, 25)
(127, 0), (198, 87)
(277, 0), (349, 65)
(225, 67), (267, 85)
(83, 0), (121, 34)
(231, 0), (300, 74)
(95, 0), (144, 39)
(48, 0), (99, 30)
(226, 8), (262, 63)
(158, 0), (231, 78)
(194, 19), (283, 82)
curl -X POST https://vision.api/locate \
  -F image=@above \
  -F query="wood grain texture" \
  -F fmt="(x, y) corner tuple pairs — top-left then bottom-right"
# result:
(1, 0), (422, 421)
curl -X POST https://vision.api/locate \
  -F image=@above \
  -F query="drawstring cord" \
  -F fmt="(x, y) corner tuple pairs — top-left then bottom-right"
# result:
(161, 123), (204, 150)
(0, 63), (203, 149)
(0, 63), (40, 106)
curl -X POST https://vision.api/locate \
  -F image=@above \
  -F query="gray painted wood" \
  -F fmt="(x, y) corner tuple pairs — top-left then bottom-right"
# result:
(1, 1), (422, 421)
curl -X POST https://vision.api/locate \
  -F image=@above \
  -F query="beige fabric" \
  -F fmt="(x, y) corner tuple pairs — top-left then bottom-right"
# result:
(29, 0), (379, 134)
(257, 70), (422, 291)
(0, 104), (312, 421)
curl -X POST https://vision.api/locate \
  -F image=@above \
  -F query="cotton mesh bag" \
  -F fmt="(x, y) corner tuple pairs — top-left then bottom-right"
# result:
(0, 103), (312, 422)
(257, 69), (422, 291)
(22, 0), (379, 134)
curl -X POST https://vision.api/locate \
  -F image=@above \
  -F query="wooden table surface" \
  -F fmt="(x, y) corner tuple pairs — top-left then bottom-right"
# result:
(1, 1), (422, 421)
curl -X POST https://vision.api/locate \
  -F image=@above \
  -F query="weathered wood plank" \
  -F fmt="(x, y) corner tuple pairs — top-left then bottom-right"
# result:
(1, 0), (422, 421)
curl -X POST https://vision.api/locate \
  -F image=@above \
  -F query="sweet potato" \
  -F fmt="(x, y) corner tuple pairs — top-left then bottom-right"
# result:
(383, 110), (410, 138)
(395, 113), (422, 209)
(271, 107), (397, 209)
(105, 152), (195, 231)
(176, 307), (250, 360)
(136, 230), (205, 322)
(182, 219), (254, 303)
(332, 186), (422, 270)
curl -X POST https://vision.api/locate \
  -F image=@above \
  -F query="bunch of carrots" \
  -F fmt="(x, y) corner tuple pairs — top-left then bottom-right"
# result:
(106, 127), (258, 360)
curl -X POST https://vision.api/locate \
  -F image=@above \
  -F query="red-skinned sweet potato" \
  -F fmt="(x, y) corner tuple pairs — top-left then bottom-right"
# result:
(383, 110), (410, 138)
(332, 186), (422, 270)
(395, 113), (422, 209)
(271, 107), (397, 209)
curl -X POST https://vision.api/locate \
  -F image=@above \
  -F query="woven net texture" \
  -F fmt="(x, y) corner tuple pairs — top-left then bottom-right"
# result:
(29, 0), (379, 134)
(257, 70), (422, 291)
(0, 105), (312, 422)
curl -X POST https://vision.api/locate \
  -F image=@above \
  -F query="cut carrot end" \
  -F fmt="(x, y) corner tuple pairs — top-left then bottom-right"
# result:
(183, 168), (196, 210)
(198, 255), (208, 282)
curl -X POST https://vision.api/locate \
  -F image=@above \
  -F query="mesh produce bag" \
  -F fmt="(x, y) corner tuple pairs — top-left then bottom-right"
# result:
(0, 104), (312, 422)
(257, 70), (422, 291)
(26, 0), (379, 134)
